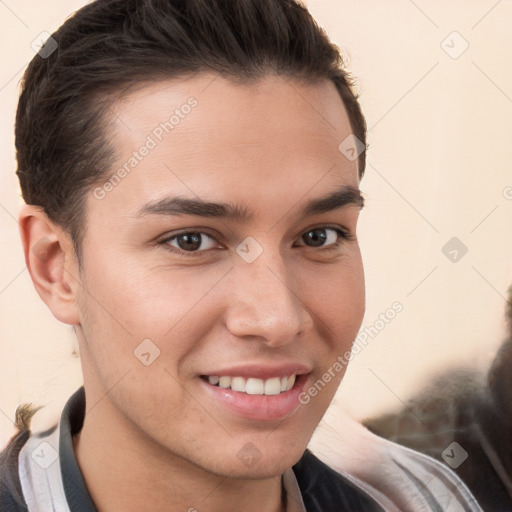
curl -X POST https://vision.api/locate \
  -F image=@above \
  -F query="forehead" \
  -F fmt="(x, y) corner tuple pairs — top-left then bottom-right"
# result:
(89, 73), (360, 223)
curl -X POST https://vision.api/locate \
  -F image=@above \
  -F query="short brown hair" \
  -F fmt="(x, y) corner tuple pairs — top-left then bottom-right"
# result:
(15, 0), (367, 262)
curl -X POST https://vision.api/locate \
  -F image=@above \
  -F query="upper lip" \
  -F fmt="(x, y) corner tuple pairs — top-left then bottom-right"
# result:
(200, 363), (311, 380)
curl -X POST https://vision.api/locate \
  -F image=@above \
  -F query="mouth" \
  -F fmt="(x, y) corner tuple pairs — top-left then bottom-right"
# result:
(198, 370), (310, 421)
(200, 374), (297, 395)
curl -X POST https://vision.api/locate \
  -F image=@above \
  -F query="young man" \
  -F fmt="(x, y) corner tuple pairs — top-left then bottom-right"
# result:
(0, 1), (483, 510)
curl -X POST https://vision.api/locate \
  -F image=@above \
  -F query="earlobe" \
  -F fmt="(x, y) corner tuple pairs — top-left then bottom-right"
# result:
(18, 204), (81, 325)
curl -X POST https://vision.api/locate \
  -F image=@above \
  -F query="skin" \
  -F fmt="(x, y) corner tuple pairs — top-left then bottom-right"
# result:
(19, 72), (365, 512)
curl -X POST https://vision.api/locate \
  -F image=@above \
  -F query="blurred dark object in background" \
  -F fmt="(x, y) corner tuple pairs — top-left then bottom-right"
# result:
(364, 286), (512, 512)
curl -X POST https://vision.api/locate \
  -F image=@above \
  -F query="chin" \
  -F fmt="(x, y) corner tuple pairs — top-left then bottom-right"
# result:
(232, 433), (311, 479)
(224, 450), (305, 480)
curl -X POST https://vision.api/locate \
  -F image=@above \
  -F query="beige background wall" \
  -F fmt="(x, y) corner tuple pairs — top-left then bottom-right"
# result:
(1, 0), (512, 449)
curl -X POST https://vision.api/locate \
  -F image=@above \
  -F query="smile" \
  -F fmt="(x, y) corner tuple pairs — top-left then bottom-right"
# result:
(202, 374), (296, 395)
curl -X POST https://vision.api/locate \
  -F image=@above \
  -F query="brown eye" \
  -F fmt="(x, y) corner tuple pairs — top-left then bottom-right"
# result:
(298, 227), (347, 248)
(302, 228), (328, 247)
(162, 231), (218, 255)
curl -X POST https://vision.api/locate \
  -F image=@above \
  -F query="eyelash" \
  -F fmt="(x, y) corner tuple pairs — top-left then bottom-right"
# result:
(158, 225), (355, 258)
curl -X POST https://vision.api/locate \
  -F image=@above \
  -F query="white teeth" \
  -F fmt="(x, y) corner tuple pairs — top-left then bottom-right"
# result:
(206, 374), (298, 395)
(231, 376), (246, 392)
(264, 377), (282, 395)
(219, 376), (231, 388)
(245, 378), (264, 395)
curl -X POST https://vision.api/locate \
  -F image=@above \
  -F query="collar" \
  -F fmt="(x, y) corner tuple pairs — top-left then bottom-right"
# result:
(18, 386), (306, 512)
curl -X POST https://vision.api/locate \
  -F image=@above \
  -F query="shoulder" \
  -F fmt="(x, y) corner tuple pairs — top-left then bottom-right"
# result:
(0, 398), (64, 512)
(0, 430), (30, 512)
(307, 411), (484, 512)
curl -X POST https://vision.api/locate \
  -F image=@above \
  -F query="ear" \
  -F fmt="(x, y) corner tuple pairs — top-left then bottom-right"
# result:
(18, 204), (81, 325)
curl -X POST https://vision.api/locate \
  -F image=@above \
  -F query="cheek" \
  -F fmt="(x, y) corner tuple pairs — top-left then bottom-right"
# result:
(299, 259), (364, 413)
(307, 256), (365, 340)
(79, 247), (216, 336)
(75, 250), (226, 385)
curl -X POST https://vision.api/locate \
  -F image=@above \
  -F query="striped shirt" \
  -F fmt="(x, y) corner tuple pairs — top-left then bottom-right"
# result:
(0, 386), (483, 511)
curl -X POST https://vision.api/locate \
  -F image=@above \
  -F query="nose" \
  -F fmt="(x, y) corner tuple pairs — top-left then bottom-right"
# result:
(224, 250), (313, 347)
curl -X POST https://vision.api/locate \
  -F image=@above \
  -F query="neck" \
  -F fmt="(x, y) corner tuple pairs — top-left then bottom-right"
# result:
(72, 400), (285, 512)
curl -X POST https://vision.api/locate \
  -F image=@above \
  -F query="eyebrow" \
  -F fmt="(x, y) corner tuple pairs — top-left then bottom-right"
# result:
(136, 185), (364, 222)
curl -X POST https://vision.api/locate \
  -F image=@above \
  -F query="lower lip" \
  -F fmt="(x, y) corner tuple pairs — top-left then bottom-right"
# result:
(198, 374), (309, 421)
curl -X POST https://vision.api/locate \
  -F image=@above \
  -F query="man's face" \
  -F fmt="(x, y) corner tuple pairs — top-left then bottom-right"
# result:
(73, 73), (365, 478)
